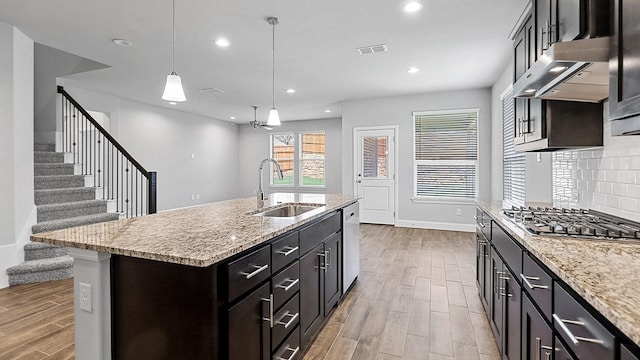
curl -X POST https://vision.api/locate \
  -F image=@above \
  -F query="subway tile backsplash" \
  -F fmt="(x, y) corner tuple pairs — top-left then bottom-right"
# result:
(553, 117), (640, 222)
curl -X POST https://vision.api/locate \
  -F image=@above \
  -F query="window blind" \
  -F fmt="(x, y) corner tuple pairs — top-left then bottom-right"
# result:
(413, 110), (478, 199)
(502, 89), (525, 205)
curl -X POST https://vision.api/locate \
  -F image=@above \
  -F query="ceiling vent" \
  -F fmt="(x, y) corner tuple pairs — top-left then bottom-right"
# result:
(356, 44), (387, 55)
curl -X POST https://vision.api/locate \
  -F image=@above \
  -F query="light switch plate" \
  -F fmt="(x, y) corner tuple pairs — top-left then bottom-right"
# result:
(79, 282), (92, 313)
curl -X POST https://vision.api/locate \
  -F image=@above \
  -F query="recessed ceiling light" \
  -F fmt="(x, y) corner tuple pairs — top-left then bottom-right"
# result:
(407, 67), (420, 74)
(214, 38), (230, 47)
(112, 38), (133, 47)
(550, 66), (568, 73)
(285, 88), (296, 94)
(403, 1), (423, 13)
(230, 116), (236, 120)
(169, 101), (177, 105)
(524, 88), (537, 93)
(325, 110), (331, 113)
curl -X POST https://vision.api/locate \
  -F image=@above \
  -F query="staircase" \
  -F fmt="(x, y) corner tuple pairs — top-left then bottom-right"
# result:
(6, 143), (120, 286)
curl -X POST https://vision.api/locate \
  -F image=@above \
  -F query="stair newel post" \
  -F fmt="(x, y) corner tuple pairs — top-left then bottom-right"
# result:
(148, 171), (157, 214)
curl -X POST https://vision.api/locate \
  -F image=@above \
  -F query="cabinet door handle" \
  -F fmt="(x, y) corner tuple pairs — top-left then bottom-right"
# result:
(240, 264), (269, 279)
(318, 252), (328, 273)
(276, 346), (300, 360)
(520, 274), (549, 290)
(277, 246), (299, 257)
(326, 249), (331, 269)
(276, 311), (299, 329)
(261, 294), (274, 328)
(536, 337), (542, 360)
(276, 278), (299, 292)
(552, 313), (605, 346)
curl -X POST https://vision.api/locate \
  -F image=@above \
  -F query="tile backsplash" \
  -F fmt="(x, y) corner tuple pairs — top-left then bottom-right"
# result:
(553, 116), (640, 222)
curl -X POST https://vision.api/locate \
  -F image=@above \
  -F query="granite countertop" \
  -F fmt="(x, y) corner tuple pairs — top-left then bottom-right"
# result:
(478, 200), (640, 347)
(31, 193), (358, 268)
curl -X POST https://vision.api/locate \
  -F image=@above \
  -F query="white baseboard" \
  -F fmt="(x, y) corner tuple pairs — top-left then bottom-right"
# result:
(395, 219), (475, 233)
(0, 244), (18, 289)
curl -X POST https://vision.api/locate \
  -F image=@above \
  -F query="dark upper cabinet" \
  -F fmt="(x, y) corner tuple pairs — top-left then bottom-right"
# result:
(610, 0), (640, 134)
(521, 295), (553, 360)
(535, 0), (553, 59)
(514, 18), (529, 81)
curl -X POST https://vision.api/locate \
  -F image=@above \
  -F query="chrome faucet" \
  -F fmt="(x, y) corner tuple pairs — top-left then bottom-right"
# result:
(257, 158), (284, 207)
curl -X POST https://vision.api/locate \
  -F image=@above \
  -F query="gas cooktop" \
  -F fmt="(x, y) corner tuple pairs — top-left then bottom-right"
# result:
(503, 206), (640, 240)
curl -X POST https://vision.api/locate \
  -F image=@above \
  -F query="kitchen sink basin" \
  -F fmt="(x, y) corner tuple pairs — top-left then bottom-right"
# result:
(253, 203), (323, 217)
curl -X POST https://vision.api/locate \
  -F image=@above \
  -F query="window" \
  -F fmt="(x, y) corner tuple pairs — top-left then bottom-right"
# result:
(413, 109), (478, 199)
(270, 131), (325, 187)
(502, 88), (525, 205)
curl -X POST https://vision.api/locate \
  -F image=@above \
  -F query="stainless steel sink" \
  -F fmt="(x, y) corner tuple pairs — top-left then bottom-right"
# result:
(253, 203), (323, 217)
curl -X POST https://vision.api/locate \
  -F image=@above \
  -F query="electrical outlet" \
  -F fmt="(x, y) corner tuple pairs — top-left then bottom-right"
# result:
(79, 282), (92, 313)
(456, 209), (462, 216)
(196, 194), (200, 200)
(191, 194), (195, 201)
(191, 153), (195, 159)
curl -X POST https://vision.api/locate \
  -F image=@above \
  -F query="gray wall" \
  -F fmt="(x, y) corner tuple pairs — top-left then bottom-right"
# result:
(341, 89), (492, 231)
(237, 118), (342, 197)
(34, 44), (107, 144)
(0, 23), (36, 288)
(64, 86), (241, 211)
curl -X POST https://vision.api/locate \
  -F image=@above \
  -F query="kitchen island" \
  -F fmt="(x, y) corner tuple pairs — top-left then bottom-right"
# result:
(31, 193), (359, 360)
(477, 200), (640, 359)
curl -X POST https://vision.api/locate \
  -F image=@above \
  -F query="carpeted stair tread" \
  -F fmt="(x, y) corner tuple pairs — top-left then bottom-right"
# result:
(34, 174), (85, 190)
(34, 151), (65, 163)
(34, 163), (75, 176)
(34, 143), (56, 152)
(24, 241), (68, 261)
(37, 199), (109, 222)
(6, 256), (73, 275)
(32, 212), (120, 234)
(24, 241), (62, 251)
(35, 187), (97, 205)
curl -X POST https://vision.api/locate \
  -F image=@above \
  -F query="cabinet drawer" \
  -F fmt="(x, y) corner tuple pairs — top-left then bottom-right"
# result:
(272, 232), (300, 274)
(622, 344), (640, 360)
(521, 252), (552, 321)
(299, 212), (340, 255)
(553, 283), (615, 360)
(273, 326), (300, 360)
(228, 245), (271, 302)
(272, 260), (300, 311)
(272, 293), (300, 352)
(491, 222), (522, 276)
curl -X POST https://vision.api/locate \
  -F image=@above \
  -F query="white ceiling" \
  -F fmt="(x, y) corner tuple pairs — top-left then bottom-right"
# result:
(0, 0), (527, 124)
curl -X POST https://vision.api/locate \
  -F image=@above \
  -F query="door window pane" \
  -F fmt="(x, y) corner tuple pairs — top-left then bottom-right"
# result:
(300, 132), (325, 186)
(362, 136), (387, 178)
(271, 133), (294, 185)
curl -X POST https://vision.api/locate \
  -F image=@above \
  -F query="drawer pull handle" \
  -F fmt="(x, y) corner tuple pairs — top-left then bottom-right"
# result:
(240, 264), (269, 279)
(473, 215), (479, 220)
(261, 294), (274, 328)
(277, 246), (299, 257)
(480, 223), (487, 228)
(277, 278), (300, 292)
(276, 311), (299, 329)
(520, 274), (549, 290)
(552, 314), (604, 346)
(276, 346), (300, 360)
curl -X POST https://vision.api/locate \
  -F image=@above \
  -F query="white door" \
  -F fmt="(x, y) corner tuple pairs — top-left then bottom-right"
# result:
(354, 128), (395, 224)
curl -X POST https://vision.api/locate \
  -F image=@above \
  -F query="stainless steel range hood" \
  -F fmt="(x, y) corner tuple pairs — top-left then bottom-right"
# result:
(513, 36), (610, 103)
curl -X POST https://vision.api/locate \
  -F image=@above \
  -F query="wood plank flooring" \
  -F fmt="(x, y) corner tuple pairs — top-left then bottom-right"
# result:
(0, 224), (498, 360)
(302, 224), (500, 360)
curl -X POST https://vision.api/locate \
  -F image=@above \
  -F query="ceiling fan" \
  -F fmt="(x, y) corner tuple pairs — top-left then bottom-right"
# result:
(244, 106), (273, 131)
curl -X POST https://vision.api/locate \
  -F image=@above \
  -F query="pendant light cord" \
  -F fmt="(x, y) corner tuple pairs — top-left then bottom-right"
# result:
(272, 20), (276, 109)
(172, 0), (176, 72)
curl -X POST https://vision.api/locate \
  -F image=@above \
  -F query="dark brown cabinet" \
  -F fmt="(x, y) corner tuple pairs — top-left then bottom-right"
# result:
(622, 344), (640, 360)
(610, 0), (640, 134)
(522, 295), (553, 360)
(300, 243), (324, 347)
(323, 232), (342, 313)
(489, 248), (504, 352)
(228, 282), (271, 360)
(489, 246), (521, 360)
(555, 336), (577, 360)
(475, 230), (490, 311)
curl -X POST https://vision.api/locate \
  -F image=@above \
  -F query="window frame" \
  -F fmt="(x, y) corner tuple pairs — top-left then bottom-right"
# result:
(412, 108), (479, 202)
(298, 131), (326, 188)
(269, 130), (326, 189)
(269, 132), (295, 187)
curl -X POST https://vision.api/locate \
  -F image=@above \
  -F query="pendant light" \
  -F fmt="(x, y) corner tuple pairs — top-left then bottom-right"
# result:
(266, 17), (281, 126)
(162, 0), (186, 102)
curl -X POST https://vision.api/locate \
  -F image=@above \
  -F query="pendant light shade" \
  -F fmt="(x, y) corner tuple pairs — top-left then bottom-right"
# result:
(162, 0), (186, 102)
(266, 17), (281, 126)
(267, 108), (280, 126)
(162, 72), (186, 102)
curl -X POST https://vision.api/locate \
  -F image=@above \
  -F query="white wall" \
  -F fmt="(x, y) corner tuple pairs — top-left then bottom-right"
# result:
(64, 86), (241, 211)
(553, 103), (640, 222)
(0, 23), (36, 288)
(237, 118), (342, 197)
(341, 89), (492, 231)
(34, 44), (107, 144)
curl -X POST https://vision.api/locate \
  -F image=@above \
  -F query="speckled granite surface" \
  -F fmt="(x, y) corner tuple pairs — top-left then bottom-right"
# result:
(478, 200), (640, 347)
(31, 193), (358, 268)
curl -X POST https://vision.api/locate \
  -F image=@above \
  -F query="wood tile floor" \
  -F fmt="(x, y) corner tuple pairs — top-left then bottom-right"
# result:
(302, 224), (500, 360)
(0, 224), (499, 360)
